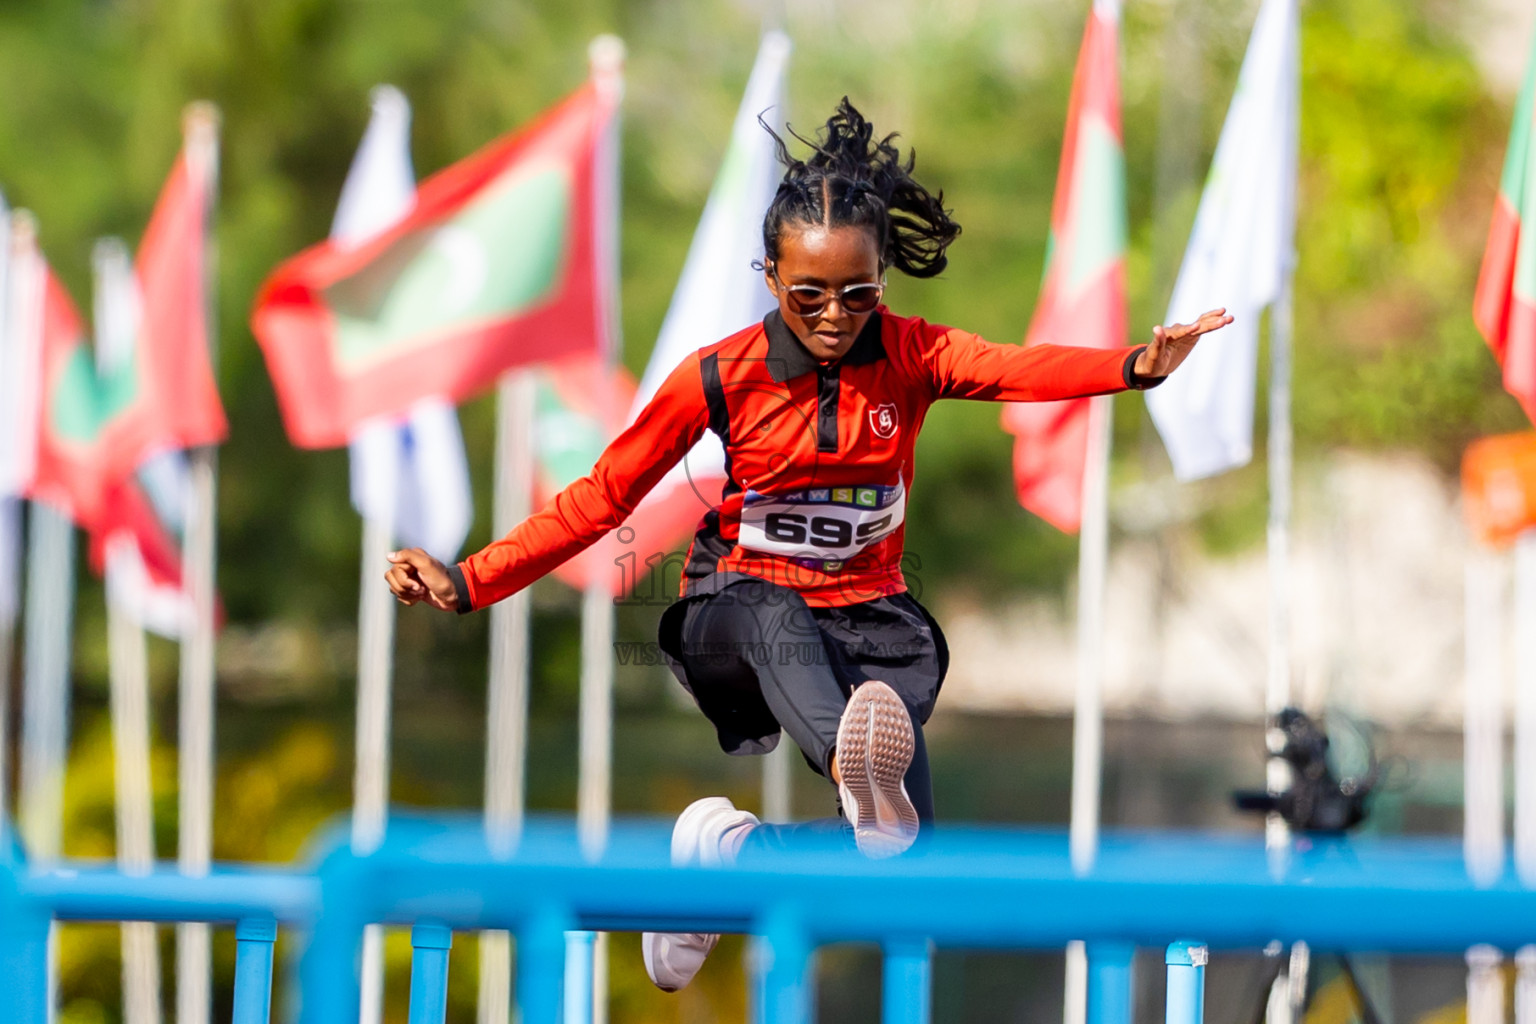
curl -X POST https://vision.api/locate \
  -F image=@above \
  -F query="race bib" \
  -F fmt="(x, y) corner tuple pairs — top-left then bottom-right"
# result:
(738, 481), (906, 562)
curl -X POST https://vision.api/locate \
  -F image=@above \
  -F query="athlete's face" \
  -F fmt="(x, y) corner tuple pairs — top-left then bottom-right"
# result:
(766, 224), (883, 361)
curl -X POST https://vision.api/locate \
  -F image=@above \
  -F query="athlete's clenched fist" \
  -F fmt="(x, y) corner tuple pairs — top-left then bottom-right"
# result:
(385, 548), (459, 612)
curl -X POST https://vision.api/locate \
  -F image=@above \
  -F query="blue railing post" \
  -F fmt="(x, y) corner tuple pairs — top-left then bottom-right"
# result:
(0, 898), (51, 1024)
(563, 931), (597, 1024)
(1086, 941), (1136, 1024)
(407, 922), (453, 1024)
(518, 906), (572, 1024)
(1165, 942), (1208, 1024)
(753, 909), (814, 1024)
(232, 917), (278, 1024)
(297, 879), (367, 1024)
(882, 937), (933, 1024)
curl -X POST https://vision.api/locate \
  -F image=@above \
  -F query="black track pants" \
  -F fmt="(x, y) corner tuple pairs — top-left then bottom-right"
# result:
(658, 576), (947, 823)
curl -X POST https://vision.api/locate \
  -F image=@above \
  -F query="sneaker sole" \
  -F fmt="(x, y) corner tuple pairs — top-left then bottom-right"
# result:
(837, 681), (919, 859)
(642, 930), (719, 993)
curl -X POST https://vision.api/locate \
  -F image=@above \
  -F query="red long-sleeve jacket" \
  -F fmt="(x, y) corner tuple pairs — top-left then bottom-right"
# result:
(450, 309), (1154, 610)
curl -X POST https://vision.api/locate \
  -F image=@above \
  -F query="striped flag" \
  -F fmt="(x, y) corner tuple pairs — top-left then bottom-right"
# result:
(1476, 28), (1536, 420)
(253, 79), (620, 449)
(1146, 0), (1298, 480)
(337, 87), (472, 563)
(1001, 0), (1126, 532)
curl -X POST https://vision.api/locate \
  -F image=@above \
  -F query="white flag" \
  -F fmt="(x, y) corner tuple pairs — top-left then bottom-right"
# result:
(1146, 0), (1298, 481)
(339, 86), (473, 563)
(622, 32), (790, 553)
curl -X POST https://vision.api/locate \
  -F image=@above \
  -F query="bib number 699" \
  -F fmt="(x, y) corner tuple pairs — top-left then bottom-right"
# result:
(764, 512), (893, 549)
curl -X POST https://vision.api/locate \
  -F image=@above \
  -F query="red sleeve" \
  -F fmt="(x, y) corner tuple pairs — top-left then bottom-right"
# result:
(916, 319), (1142, 402)
(456, 355), (709, 610)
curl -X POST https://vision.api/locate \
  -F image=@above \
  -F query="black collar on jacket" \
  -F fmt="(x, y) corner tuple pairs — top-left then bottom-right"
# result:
(762, 308), (887, 384)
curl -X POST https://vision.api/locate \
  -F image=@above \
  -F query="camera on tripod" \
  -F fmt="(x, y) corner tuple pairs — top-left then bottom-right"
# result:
(1233, 707), (1379, 834)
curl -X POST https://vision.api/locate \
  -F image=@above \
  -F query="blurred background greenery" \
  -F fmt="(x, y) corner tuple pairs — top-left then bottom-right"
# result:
(0, 0), (1529, 1019)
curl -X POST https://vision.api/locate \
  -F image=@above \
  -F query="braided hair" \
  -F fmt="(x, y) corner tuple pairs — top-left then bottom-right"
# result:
(761, 98), (961, 279)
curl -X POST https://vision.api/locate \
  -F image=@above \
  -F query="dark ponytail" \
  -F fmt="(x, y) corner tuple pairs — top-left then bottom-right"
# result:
(761, 98), (961, 279)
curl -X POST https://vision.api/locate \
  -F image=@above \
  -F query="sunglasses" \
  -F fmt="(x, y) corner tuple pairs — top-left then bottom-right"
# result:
(770, 266), (885, 317)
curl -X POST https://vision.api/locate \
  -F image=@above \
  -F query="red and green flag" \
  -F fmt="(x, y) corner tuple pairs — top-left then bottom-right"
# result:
(1000, 0), (1126, 533)
(530, 356), (637, 595)
(12, 224), (206, 635)
(19, 245), (120, 527)
(132, 109), (225, 457)
(1475, 30), (1536, 421)
(14, 123), (223, 527)
(252, 79), (621, 449)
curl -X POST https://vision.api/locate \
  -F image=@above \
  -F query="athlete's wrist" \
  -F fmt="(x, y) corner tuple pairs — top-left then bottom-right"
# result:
(1123, 346), (1166, 391)
(445, 563), (474, 614)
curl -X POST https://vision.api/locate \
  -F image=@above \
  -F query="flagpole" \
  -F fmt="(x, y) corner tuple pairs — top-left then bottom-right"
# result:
(19, 496), (72, 1020)
(1507, 529), (1536, 1024)
(18, 497), (72, 864)
(1069, 395), (1112, 878)
(1515, 529), (1536, 887)
(477, 369), (536, 1024)
(354, 453), (398, 1024)
(761, 0), (789, 855)
(565, 36), (626, 1024)
(1265, 275), (1294, 858)
(1062, 391), (1113, 1024)
(1465, 548), (1507, 1024)
(105, 554), (162, 1024)
(1060, 5), (1122, 1020)
(10, 211), (69, 1018)
(0, 188), (10, 830)
(1263, 269), (1303, 1024)
(94, 238), (164, 1024)
(0, 497), (16, 825)
(176, 101), (221, 1024)
(1464, 549), (1505, 888)
(0, 194), (14, 828)
(763, 735), (793, 822)
(577, 581), (615, 863)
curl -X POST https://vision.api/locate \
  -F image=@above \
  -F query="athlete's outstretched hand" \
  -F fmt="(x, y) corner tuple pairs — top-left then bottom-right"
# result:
(386, 548), (459, 612)
(1134, 308), (1234, 380)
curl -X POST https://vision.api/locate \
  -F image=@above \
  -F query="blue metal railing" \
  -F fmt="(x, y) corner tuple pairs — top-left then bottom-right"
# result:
(3, 817), (1532, 1024)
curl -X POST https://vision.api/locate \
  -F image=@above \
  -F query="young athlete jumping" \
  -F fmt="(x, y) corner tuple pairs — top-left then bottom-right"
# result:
(385, 98), (1231, 992)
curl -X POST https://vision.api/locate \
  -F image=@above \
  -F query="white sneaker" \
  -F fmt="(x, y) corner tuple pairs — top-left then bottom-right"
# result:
(836, 680), (920, 859)
(641, 796), (760, 992)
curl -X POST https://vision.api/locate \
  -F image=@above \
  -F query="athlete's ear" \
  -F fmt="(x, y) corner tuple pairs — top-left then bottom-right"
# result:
(763, 260), (781, 298)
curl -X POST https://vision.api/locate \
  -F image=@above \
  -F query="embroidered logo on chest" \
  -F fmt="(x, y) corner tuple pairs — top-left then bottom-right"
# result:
(869, 403), (899, 440)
